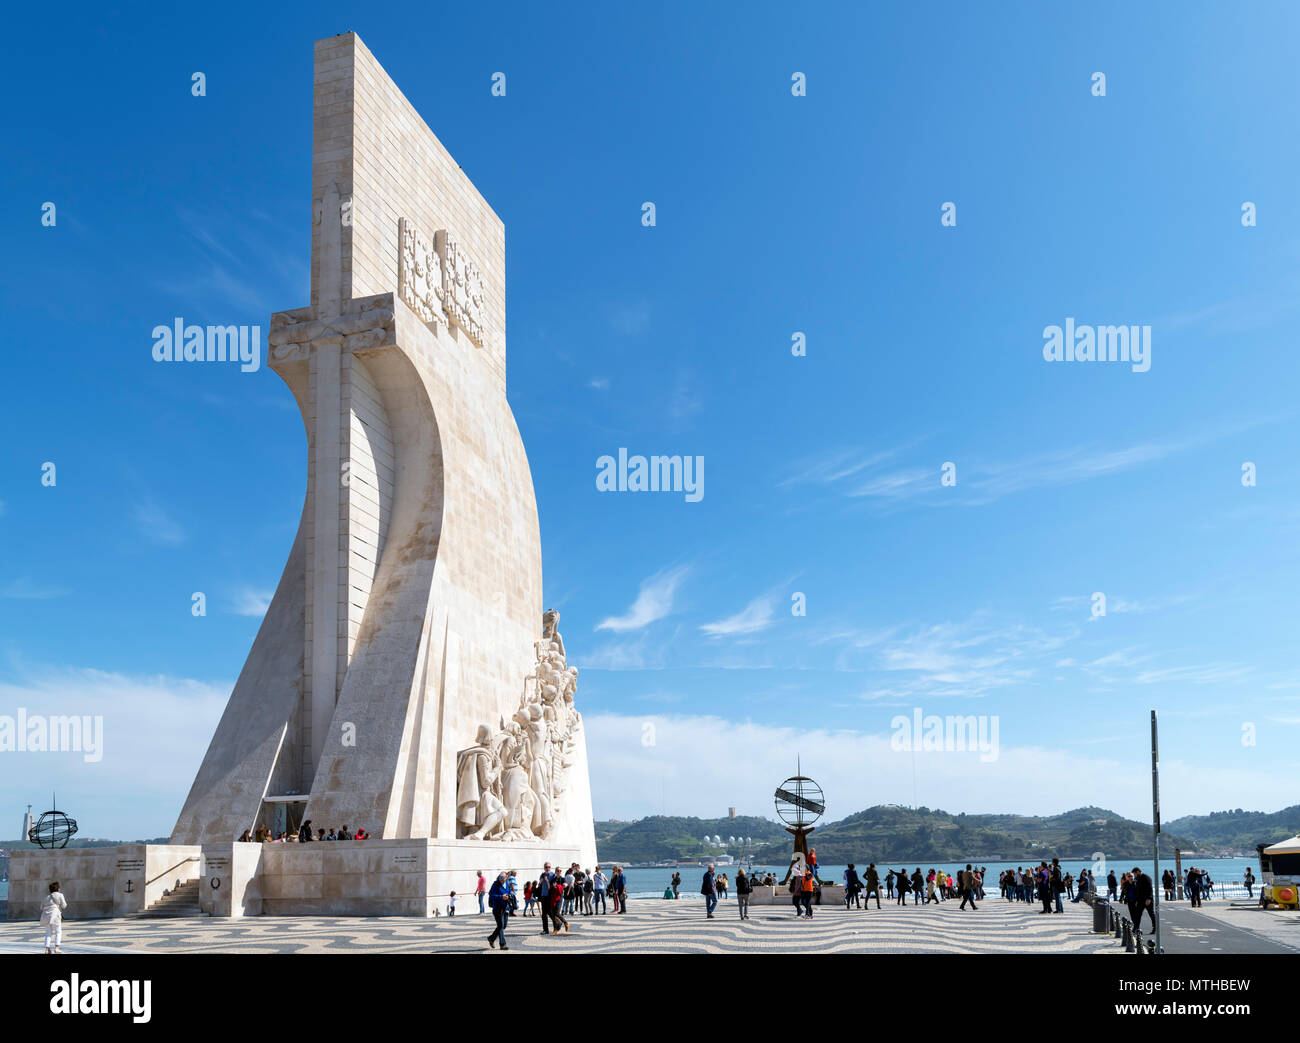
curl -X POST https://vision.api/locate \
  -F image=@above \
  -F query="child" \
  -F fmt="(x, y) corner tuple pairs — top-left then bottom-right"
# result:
(448, 891), (457, 916)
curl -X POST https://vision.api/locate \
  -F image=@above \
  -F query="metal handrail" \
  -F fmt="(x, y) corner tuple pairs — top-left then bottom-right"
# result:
(145, 856), (199, 888)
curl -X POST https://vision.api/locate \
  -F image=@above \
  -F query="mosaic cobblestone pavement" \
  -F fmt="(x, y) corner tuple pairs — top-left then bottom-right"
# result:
(0, 896), (1125, 954)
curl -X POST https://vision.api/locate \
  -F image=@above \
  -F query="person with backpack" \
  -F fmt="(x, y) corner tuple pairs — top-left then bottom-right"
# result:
(1050, 859), (1065, 913)
(735, 867), (753, 920)
(895, 868), (910, 905)
(486, 872), (510, 949)
(844, 864), (862, 909)
(789, 861), (805, 915)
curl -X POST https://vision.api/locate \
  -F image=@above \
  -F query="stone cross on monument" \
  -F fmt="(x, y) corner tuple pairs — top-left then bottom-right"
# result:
(170, 33), (596, 868)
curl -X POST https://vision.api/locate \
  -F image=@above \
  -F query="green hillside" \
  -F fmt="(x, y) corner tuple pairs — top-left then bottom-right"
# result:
(1164, 806), (1300, 851)
(595, 816), (787, 863)
(748, 804), (1190, 863)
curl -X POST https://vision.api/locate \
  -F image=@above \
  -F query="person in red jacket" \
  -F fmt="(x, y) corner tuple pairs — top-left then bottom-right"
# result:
(550, 877), (570, 933)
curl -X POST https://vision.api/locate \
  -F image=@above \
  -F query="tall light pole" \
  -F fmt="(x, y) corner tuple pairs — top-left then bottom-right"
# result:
(1151, 709), (1162, 955)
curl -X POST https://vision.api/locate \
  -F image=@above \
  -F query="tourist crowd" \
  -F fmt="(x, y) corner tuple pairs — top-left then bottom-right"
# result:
(480, 862), (629, 949)
(237, 822), (370, 843)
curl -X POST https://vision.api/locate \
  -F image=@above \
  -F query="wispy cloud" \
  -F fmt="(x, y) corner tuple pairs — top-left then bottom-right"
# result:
(701, 595), (777, 637)
(0, 578), (69, 600)
(232, 587), (273, 617)
(779, 447), (909, 488)
(595, 566), (688, 633)
(587, 377), (610, 391)
(1133, 663), (1252, 686)
(1053, 592), (1197, 620)
(797, 424), (1263, 512)
(133, 497), (185, 546)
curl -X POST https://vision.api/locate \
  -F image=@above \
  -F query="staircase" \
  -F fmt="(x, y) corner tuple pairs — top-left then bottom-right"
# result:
(139, 878), (202, 918)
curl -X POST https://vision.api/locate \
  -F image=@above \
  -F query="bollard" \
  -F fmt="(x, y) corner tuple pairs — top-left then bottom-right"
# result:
(1113, 910), (1122, 939)
(1123, 921), (1134, 953)
(1134, 927), (1143, 954)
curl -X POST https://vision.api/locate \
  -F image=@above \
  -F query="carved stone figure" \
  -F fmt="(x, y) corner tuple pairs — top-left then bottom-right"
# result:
(455, 610), (583, 843)
(456, 724), (507, 840)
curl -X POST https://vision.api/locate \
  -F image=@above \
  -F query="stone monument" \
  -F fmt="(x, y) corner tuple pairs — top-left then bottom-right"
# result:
(8, 32), (596, 920)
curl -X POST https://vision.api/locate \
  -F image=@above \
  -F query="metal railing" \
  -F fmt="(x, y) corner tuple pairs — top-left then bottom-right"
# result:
(145, 856), (199, 890)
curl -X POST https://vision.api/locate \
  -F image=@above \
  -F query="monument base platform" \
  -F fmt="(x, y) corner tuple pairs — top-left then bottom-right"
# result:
(6, 844), (202, 920)
(8, 840), (583, 920)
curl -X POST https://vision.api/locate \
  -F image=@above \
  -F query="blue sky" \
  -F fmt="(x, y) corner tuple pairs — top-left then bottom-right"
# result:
(2, 2), (1299, 839)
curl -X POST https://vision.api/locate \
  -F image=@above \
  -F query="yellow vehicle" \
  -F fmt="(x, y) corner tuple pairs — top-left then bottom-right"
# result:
(1256, 835), (1300, 909)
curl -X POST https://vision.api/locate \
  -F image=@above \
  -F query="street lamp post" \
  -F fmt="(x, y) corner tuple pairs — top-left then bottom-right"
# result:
(1151, 709), (1162, 955)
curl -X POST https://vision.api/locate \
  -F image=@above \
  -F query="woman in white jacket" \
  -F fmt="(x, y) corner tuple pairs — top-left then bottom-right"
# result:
(40, 881), (67, 954)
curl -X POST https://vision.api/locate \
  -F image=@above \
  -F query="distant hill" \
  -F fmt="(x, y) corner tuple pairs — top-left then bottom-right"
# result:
(1164, 806), (1300, 851)
(595, 816), (787, 863)
(0, 837), (170, 850)
(747, 805), (1195, 864)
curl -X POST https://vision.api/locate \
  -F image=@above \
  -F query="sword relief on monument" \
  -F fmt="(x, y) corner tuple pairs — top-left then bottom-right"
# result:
(398, 217), (444, 329)
(434, 229), (485, 347)
(456, 610), (582, 843)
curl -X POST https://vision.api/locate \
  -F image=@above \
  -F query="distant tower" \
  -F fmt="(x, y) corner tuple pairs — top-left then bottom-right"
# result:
(728, 806), (736, 818)
(22, 804), (34, 843)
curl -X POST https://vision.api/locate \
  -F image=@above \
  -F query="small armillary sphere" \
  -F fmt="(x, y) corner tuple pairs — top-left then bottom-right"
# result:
(30, 809), (79, 849)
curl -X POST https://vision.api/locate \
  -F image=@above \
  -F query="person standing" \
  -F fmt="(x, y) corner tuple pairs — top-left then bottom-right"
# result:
(538, 862), (554, 934)
(800, 866), (816, 918)
(1130, 867), (1155, 934)
(886, 869), (896, 899)
(959, 864), (978, 910)
(789, 861), (805, 916)
(671, 871), (681, 898)
(1106, 869), (1118, 901)
(593, 866), (607, 913)
(865, 863), (881, 909)
(1051, 859), (1065, 914)
(475, 870), (487, 915)
(487, 872), (510, 949)
(1037, 862), (1053, 914)
(1244, 868), (1255, 899)
(910, 869), (923, 905)
(550, 875), (570, 934)
(894, 868), (910, 905)
(41, 882), (67, 955)
(736, 867), (752, 920)
(844, 864), (861, 909)
(702, 864), (718, 919)
(1187, 867), (1203, 908)
(614, 866), (628, 913)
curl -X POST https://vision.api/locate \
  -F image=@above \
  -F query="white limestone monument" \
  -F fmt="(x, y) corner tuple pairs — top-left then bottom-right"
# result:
(7, 32), (595, 920)
(170, 29), (597, 863)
